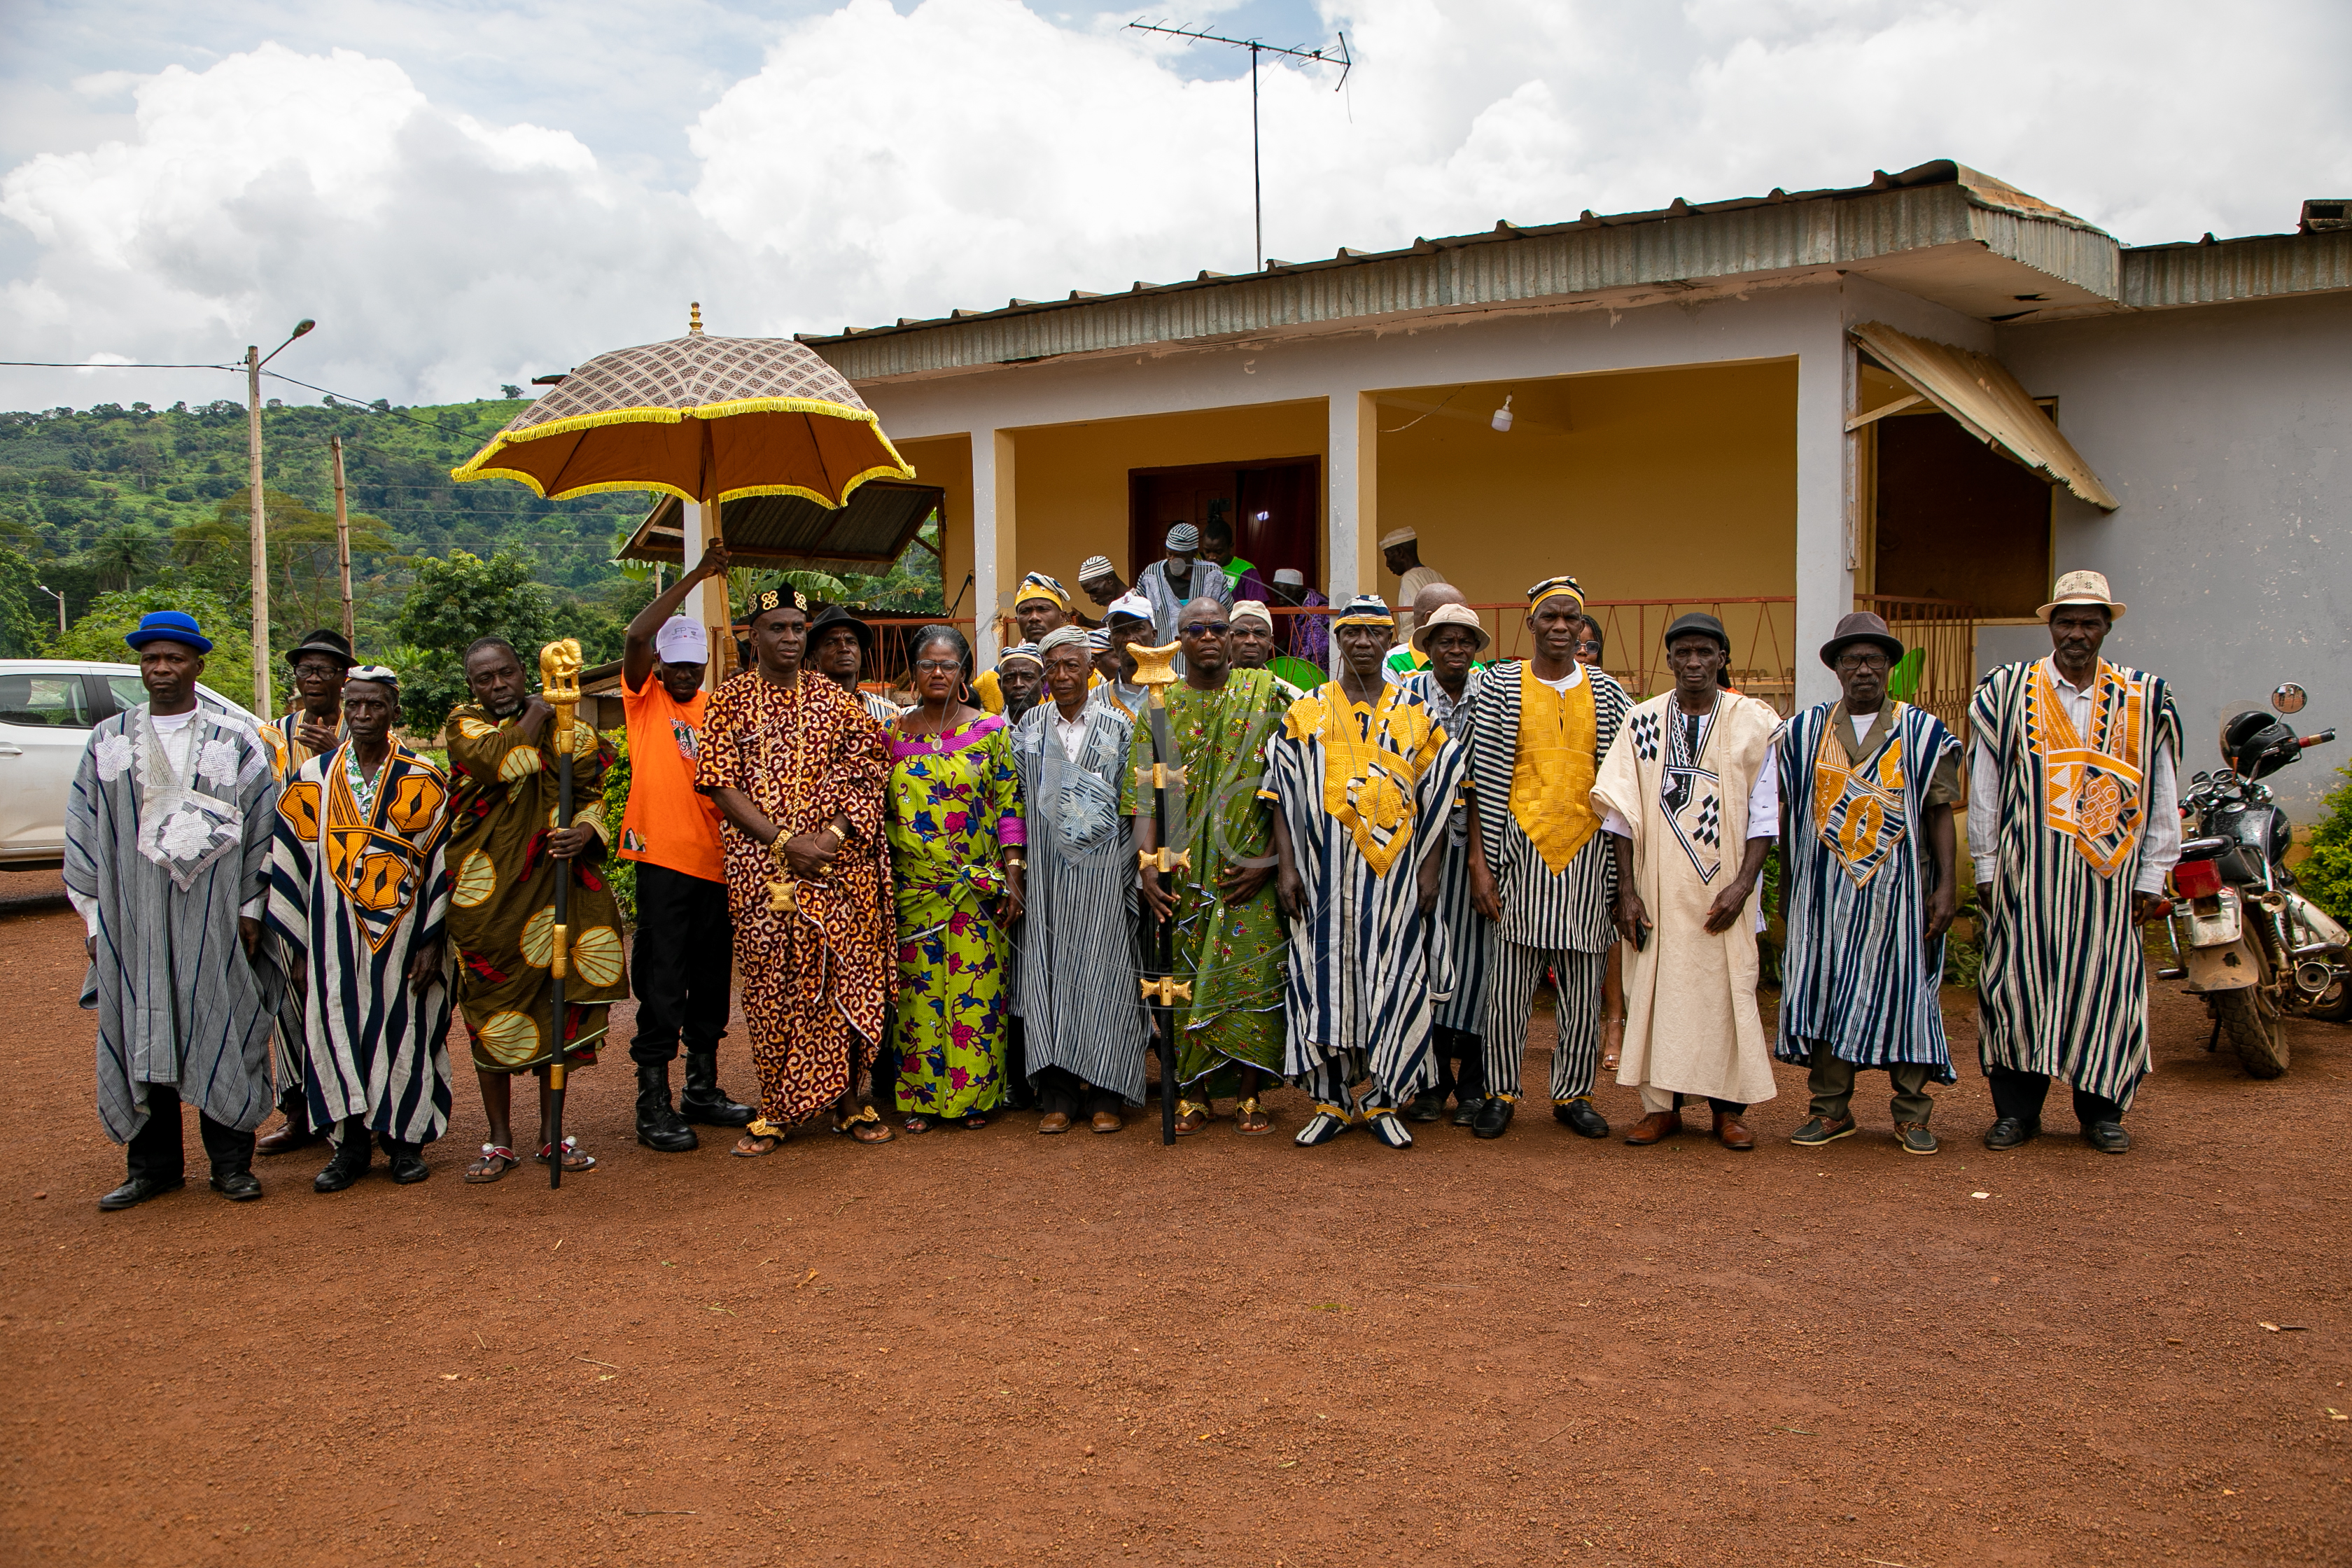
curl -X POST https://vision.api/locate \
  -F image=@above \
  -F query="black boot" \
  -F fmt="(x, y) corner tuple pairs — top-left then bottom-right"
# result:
(313, 1121), (373, 1192)
(636, 1061), (699, 1152)
(382, 1137), (430, 1184)
(678, 1050), (755, 1128)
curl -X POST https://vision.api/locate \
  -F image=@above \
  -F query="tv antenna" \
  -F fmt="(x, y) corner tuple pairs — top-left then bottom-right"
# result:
(1126, 18), (1352, 274)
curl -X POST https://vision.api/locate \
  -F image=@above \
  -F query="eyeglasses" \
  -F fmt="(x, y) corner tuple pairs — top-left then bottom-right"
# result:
(1835, 654), (1891, 672)
(1182, 622), (1231, 637)
(293, 662), (343, 679)
(912, 659), (963, 674)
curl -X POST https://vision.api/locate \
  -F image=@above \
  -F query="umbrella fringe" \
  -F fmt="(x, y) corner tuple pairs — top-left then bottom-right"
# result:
(442, 462), (919, 512)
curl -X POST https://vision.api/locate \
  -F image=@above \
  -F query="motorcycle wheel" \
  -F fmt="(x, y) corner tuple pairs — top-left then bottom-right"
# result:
(2309, 976), (2352, 1025)
(2214, 986), (2289, 1078)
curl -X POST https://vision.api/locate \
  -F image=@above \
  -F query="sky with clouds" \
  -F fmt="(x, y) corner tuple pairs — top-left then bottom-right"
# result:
(4, 0), (2348, 413)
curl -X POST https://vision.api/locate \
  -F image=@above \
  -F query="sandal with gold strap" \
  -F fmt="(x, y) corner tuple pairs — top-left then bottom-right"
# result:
(1234, 1097), (1274, 1137)
(733, 1120), (789, 1158)
(831, 1105), (894, 1144)
(1173, 1098), (1213, 1137)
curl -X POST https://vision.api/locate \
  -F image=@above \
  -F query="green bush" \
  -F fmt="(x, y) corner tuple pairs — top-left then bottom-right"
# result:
(2300, 763), (2352, 925)
(391, 550), (556, 739)
(601, 724), (636, 925)
(52, 585), (260, 708)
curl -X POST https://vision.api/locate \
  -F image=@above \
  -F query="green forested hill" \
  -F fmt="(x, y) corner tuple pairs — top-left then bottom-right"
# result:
(0, 395), (940, 679)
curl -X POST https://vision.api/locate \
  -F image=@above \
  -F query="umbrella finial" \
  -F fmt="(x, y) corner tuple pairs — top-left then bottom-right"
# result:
(689, 302), (704, 335)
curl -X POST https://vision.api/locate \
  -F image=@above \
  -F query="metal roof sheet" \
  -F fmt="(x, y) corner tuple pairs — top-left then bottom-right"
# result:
(620, 480), (943, 574)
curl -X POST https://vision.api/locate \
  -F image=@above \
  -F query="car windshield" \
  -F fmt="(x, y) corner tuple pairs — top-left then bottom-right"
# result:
(0, 673), (96, 729)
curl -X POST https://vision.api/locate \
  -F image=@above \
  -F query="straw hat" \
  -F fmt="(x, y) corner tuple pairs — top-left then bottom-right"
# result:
(1412, 601), (1492, 653)
(2038, 568), (2125, 620)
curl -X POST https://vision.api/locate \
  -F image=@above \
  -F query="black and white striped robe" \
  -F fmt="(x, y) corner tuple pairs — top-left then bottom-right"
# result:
(1398, 667), (1488, 1043)
(260, 709), (341, 1116)
(1464, 662), (1630, 1098)
(1009, 702), (1152, 1104)
(263, 743), (457, 1144)
(1266, 682), (1468, 1105)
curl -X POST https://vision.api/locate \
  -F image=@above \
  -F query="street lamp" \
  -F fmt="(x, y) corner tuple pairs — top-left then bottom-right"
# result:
(246, 318), (316, 718)
(35, 583), (64, 638)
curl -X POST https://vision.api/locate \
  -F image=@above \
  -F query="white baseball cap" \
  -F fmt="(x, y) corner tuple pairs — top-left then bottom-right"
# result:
(654, 617), (708, 664)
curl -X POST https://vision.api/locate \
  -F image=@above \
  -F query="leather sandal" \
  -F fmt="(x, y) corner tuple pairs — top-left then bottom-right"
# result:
(830, 1105), (894, 1144)
(463, 1144), (519, 1184)
(733, 1119), (790, 1157)
(1174, 1099), (1213, 1136)
(1234, 1097), (1273, 1136)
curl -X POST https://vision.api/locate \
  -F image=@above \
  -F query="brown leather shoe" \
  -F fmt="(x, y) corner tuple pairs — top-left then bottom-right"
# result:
(254, 1118), (321, 1158)
(1037, 1110), (1073, 1135)
(1091, 1108), (1124, 1134)
(1623, 1110), (1683, 1145)
(1712, 1109), (1756, 1150)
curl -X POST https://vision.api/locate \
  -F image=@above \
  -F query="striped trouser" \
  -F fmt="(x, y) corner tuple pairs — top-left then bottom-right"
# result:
(1299, 1048), (1405, 1112)
(1480, 942), (1605, 1105)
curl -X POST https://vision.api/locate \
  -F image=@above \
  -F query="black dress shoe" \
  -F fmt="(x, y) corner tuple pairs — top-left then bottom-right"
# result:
(1553, 1098), (1609, 1138)
(1984, 1116), (2040, 1151)
(385, 1142), (430, 1184)
(2082, 1120), (2131, 1154)
(98, 1175), (183, 1211)
(1473, 1097), (1516, 1140)
(209, 1170), (263, 1201)
(314, 1136), (373, 1192)
(1451, 1097), (1484, 1128)
(1405, 1090), (1446, 1124)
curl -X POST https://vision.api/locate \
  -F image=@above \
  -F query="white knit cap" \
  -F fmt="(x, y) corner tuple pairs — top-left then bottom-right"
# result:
(1271, 568), (1305, 586)
(1229, 599), (1273, 630)
(1378, 526), (1418, 549)
(654, 617), (708, 664)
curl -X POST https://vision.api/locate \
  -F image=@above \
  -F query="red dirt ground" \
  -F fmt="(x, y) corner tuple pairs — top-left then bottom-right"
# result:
(2, 876), (2346, 1567)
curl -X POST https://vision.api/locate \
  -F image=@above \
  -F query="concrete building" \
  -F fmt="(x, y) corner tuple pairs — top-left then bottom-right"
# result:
(792, 160), (2352, 816)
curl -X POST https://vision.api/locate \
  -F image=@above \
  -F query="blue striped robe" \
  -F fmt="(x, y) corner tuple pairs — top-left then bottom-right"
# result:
(1397, 668), (1488, 1037)
(1773, 701), (1959, 1079)
(1971, 661), (2182, 1106)
(1464, 661), (1629, 953)
(263, 743), (456, 1144)
(1266, 682), (1468, 1098)
(1009, 703), (1152, 1105)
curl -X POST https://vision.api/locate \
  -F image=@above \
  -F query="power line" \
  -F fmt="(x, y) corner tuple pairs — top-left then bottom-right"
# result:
(0, 359), (242, 370)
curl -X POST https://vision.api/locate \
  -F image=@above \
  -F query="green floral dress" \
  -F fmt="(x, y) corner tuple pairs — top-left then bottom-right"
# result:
(886, 715), (1025, 1118)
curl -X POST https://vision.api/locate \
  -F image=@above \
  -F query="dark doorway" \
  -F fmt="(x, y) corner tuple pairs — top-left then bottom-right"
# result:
(1872, 410), (2052, 616)
(1129, 457), (1322, 590)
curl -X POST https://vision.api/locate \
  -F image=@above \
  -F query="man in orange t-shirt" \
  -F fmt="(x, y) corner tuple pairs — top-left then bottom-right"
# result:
(620, 546), (755, 1151)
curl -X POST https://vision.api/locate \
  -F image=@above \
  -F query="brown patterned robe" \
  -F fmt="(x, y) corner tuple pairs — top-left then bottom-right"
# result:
(694, 669), (891, 1125)
(444, 702), (629, 1074)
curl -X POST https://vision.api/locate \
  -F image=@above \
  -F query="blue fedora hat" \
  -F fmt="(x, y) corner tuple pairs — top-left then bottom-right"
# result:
(124, 610), (214, 655)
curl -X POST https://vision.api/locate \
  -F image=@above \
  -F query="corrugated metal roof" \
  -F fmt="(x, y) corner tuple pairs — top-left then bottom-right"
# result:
(802, 160), (2126, 380)
(1851, 320), (2118, 510)
(2120, 228), (2352, 309)
(620, 481), (942, 574)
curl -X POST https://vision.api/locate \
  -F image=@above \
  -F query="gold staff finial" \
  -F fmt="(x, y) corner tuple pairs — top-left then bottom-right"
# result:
(1128, 639), (1181, 709)
(689, 302), (704, 335)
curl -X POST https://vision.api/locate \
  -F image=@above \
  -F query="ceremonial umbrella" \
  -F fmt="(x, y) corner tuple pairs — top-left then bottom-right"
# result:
(449, 306), (913, 508)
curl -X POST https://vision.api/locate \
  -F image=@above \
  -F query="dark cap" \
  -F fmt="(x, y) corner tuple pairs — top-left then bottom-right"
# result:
(1819, 611), (1905, 669)
(1662, 611), (1730, 652)
(804, 601), (874, 655)
(285, 628), (356, 668)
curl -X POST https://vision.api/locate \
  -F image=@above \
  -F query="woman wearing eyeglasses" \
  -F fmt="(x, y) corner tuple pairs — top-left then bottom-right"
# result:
(883, 626), (1027, 1133)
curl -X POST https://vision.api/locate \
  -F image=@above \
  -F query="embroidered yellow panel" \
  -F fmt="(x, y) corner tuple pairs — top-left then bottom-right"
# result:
(2028, 660), (2146, 878)
(1508, 666), (1598, 873)
(1308, 684), (1439, 878)
(1810, 707), (1910, 887)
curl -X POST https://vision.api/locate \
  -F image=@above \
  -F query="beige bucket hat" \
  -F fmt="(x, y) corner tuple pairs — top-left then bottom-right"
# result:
(2037, 568), (2126, 621)
(1411, 601), (1492, 653)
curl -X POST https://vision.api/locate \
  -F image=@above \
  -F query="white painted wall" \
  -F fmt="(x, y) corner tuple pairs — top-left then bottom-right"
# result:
(1991, 291), (2352, 820)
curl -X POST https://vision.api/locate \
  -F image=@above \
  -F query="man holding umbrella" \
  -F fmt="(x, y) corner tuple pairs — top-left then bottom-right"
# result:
(618, 543), (757, 1153)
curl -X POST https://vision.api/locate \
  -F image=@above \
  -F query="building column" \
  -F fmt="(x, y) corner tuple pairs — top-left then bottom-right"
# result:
(1326, 390), (1379, 628)
(969, 428), (1018, 665)
(681, 499), (727, 687)
(1793, 316), (1856, 710)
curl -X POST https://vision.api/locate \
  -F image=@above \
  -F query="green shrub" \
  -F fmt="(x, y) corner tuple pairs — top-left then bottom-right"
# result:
(2300, 763), (2352, 925)
(601, 724), (636, 925)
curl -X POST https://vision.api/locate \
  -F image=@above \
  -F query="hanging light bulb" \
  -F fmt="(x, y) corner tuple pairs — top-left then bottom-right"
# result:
(1490, 394), (1515, 433)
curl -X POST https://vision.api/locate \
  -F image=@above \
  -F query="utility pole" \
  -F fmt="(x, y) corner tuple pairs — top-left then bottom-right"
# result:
(244, 318), (316, 718)
(1126, 20), (1350, 273)
(36, 583), (64, 637)
(331, 435), (354, 645)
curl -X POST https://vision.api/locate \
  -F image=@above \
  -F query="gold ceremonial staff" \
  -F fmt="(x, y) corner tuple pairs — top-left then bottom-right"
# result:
(540, 639), (583, 1189)
(1128, 639), (1191, 1145)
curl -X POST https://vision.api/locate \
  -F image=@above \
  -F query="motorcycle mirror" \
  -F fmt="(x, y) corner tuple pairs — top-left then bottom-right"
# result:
(2273, 682), (2308, 715)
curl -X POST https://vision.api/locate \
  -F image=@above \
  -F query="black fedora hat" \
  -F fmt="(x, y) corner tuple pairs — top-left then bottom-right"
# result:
(285, 628), (356, 668)
(804, 602), (874, 656)
(1819, 611), (1905, 668)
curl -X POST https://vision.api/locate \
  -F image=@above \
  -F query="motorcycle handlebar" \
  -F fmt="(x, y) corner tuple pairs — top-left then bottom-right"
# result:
(2297, 729), (2337, 749)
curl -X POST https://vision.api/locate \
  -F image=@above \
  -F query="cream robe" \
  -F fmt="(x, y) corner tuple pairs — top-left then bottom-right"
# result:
(1591, 690), (1781, 1106)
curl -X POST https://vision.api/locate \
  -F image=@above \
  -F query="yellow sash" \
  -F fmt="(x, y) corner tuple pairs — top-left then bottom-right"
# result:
(1509, 666), (1599, 873)
(2026, 660), (2146, 878)
(1810, 705), (1910, 887)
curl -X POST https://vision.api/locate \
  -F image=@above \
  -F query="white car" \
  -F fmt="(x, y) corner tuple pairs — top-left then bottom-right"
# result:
(0, 659), (263, 872)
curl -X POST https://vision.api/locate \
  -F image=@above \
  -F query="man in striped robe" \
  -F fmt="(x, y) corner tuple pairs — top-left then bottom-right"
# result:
(1010, 627), (1151, 1131)
(1593, 612), (1783, 1149)
(253, 628), (354, 1160)
(69, 611), (284, 1210)
(1970, 571), (2181, 1154)
(1396, 602), (1492, 1124)
(265, 667), (456, 1189)
(1268, 595), (1466, 1148)
(1461, 577), (1631, 1142)
(1774, 614), (1961, 1156)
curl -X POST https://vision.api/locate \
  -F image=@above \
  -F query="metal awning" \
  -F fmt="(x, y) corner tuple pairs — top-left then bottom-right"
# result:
(1849, 321), (2118, 510)
(618, 479), (944, 573)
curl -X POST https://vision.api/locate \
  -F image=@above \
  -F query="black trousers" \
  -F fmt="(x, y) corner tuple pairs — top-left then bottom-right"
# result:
(1430, 1026), (1485, 1102)
(1987, 1065), (2125, 1126)
(629, 862), (734, 1067)
(126, 1086), (254, 1182)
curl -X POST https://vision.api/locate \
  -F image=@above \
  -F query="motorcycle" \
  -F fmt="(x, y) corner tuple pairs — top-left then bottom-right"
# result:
(2160, 682), (2346, 1078)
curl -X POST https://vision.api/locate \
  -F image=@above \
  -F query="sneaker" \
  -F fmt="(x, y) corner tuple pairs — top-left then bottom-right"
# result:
(1894, 1121), (1938, 1156)
(1788, 1114), (1858, 1147)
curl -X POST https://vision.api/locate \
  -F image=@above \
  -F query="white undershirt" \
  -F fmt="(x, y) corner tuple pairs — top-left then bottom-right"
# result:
(1051, 704), (1090, 762)
(1968, 657), (2179, 894)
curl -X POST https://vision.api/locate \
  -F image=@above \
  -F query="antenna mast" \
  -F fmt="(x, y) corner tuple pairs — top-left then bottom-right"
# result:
(1126, 18), (1351, 273)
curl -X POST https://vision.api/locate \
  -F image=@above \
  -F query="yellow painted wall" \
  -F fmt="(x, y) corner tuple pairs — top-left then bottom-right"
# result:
(896, 433), (973, 620)
(1373, 360), (1798, 606)
(1007, 401), (1327, 612)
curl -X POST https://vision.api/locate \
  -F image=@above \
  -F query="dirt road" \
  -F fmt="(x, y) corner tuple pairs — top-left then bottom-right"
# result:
(2, 892), (2344, 1566)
